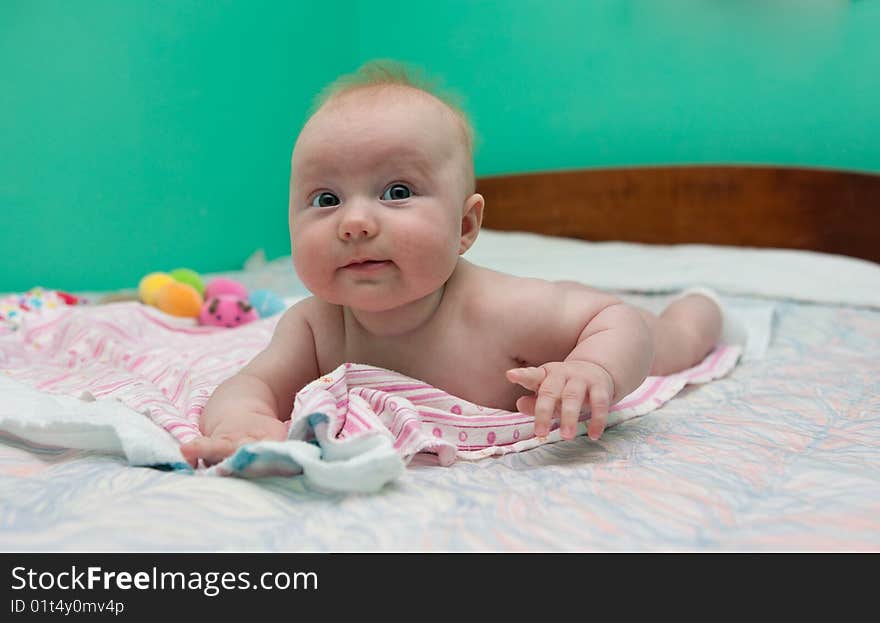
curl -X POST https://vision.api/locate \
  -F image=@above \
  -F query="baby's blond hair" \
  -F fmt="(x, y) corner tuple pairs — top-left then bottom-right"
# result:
(310, 59), (476, 192)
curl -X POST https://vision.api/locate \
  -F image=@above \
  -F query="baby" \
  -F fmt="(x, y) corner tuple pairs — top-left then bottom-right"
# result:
(181, 61), (722, 468)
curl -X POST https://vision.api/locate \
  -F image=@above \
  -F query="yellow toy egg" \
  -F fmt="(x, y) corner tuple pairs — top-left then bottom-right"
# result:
(155, 282), (204, 318)
(138, 272), (174, 305)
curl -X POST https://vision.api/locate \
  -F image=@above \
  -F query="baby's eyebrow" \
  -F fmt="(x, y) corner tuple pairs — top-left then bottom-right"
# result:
(381, 152), (434, 178)
(295, 144), (449, 186)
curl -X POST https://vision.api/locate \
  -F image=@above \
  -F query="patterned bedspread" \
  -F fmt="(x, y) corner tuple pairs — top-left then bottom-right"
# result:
(1, 234), (878, 551)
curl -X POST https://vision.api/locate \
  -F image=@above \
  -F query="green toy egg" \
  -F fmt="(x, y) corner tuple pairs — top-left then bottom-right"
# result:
(170, 268), (205, 296)
(138, 272), (174, 306)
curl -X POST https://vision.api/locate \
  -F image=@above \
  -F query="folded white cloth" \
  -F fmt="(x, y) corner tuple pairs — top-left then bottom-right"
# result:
(0, 375), (404, 493)
(0, 376), (187, 467)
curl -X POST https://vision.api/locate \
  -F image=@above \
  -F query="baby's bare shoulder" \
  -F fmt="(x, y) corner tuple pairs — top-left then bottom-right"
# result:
(461, 263), (615, 319)
(285, 296), (342, 337)
(459, 264), (622, 358)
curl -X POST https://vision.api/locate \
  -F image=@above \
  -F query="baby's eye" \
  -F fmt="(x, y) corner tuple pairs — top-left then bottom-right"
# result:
(381, 184), (412, 201)
(310, 192), (340, 208)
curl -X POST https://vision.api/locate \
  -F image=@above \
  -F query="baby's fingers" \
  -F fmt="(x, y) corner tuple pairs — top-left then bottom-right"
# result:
(560, 379), (587, 440)
(505, 366), (547, 392)
(533, 373), (565, 438)
(181, 439), (207, 468)
(181, 436), (250, 468)
(515, 394), (536, 415)
(516, 395), (564, 419)
(586, 384), (611, 441)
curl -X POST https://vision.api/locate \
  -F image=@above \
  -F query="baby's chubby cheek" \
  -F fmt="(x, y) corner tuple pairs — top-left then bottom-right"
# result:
(291, 252), (330, 299)
(290, 238), (384, 305)
(389, 215), (461, 276)
(290, 234), (329, 293)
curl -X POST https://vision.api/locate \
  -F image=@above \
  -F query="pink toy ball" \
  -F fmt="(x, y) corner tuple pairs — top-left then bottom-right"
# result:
(198, 295), (259, 328)
(203, 277), (249, 301)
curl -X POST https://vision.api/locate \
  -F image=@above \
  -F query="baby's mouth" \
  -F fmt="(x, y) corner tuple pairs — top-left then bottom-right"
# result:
(342, 259), (393, 271)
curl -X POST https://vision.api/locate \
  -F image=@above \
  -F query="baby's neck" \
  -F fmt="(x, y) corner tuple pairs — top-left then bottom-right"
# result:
(343, 283), (447, 338)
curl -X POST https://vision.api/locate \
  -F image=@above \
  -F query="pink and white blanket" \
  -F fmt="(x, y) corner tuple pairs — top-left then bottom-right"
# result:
(0, 301), (740, 487)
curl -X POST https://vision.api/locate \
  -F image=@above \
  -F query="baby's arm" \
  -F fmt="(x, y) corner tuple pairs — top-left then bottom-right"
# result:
(505, 283), (653, 442)
(180, 300), (319, 467)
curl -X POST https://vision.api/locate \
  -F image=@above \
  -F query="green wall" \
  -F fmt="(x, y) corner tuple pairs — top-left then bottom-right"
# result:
(2, 0), (878, 293)
(357, 0), (880, 177)
(1, 0), (356, 293)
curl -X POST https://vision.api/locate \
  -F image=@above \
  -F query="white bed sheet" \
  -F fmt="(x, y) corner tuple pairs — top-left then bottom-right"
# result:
(1, 231), (878, 551)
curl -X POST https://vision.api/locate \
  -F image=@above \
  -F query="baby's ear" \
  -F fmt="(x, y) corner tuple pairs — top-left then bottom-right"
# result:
(458, 193), (484, 254)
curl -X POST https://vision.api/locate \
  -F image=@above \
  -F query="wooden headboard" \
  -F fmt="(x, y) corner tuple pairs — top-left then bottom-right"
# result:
(476, 165), (880, 264)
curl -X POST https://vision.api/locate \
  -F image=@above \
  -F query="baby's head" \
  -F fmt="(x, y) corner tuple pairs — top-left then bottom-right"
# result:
(289, 60), (484, 312)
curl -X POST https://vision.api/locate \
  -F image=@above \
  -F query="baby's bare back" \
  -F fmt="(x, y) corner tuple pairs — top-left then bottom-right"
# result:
(303, 260), (613, 410)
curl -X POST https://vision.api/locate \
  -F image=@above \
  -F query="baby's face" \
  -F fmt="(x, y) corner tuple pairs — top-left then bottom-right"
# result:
(289, 87), (476, 312)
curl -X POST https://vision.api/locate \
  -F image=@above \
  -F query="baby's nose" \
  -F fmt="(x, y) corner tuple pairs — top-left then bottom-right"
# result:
(338, 208), (378, 241)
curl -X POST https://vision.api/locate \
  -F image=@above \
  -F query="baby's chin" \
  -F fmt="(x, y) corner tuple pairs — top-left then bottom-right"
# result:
(326, 286), (442, 314)
(337, 295), (416, 314)
(311, 287), (396, 311)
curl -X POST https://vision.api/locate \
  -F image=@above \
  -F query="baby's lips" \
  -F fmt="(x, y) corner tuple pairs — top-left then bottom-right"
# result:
(343, 258), (391, 267)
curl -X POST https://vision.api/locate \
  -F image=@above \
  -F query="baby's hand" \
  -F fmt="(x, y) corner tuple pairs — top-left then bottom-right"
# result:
(506, 361), (614, 441)
(180, 412), (289, 468)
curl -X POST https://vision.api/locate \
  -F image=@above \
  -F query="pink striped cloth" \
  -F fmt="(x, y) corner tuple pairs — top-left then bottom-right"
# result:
(0, 302), (741, 464)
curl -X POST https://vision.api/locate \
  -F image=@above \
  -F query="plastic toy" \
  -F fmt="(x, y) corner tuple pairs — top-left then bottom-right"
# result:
(138, 272), (175, 306)
(198, 277), (257, 328)
(249, 289), (286, 318)
(155, 281), (203, 318)
(136, 270), (283, 327)
(169, 268), (205, 296)
(204, 277), (249, 300)
(137, 270), (204, 318)
(198, 278), (286, 328)
(198, 295), (259, 327)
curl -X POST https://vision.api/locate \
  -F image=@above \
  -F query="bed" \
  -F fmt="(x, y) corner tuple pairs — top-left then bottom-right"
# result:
(1, 165), (878, 552)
